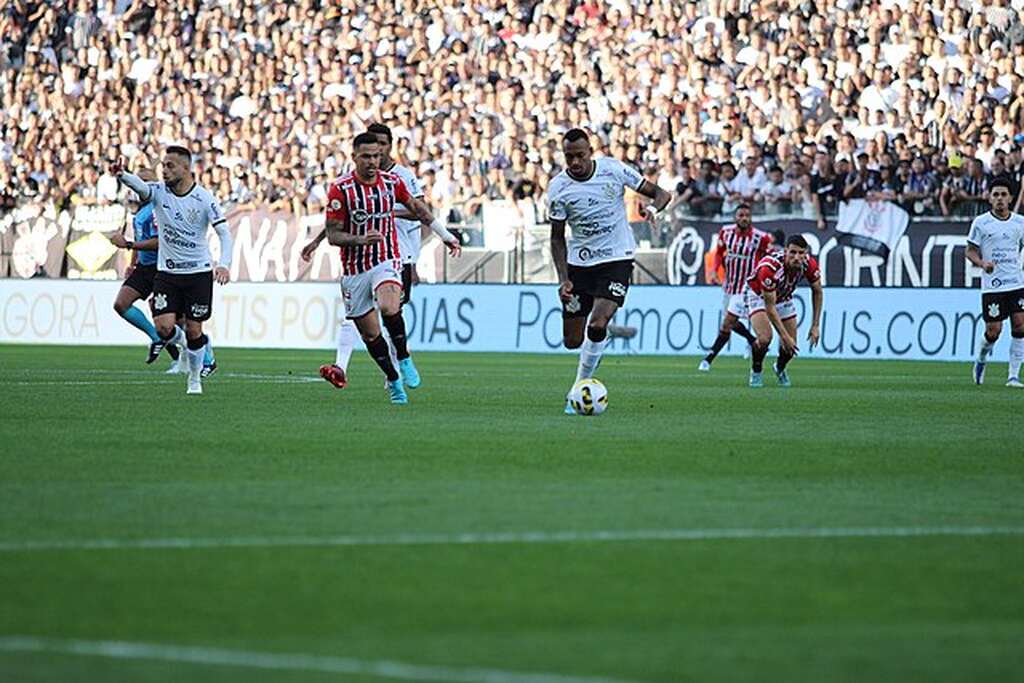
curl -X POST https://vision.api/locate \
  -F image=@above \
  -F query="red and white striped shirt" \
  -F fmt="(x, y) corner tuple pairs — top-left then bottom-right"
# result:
(715, 224), (773, 295)
(325, 170), (412, 274)
(747, 252), (821, 302)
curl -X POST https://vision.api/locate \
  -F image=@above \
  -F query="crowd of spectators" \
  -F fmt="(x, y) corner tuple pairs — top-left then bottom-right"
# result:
(3, 0), (1024, 231)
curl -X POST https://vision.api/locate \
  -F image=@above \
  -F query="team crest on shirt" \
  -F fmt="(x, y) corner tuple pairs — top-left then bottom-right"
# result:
(603, 183), (618, 199)
(989, 302), (1001, 318)
(330, 199), (341, 210)
(153, 293), (168, 311)
(186, 208), (200, 224)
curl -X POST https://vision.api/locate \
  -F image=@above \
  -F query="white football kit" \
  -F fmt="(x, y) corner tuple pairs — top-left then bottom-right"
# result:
(547, 157), (644, 267)
(387, 163), (425, 265)
(966, 211), (1024, 294)
(119, 173), (233, 274)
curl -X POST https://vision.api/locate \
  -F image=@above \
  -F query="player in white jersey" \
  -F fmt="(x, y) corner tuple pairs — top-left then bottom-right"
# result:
(114, 146), (234, 395)
(548, 128), (672, 414)
(299, 124), (460, 389)
(965, 176), (1024, 387)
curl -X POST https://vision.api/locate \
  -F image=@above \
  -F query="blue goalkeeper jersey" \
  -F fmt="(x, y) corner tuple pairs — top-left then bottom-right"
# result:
(132, 203), (157, 266)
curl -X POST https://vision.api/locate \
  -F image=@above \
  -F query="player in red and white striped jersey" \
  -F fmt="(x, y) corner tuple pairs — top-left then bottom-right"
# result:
(698, 204), (773, 371)
(319, 132), (445, 404)
(744, 234), (824, 388)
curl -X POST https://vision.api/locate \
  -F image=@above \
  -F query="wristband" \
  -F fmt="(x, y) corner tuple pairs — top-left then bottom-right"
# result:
(429, 218), (455, 241)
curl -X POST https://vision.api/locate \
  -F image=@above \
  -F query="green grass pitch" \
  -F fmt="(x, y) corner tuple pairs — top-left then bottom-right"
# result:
(1, 344), (1022, 682)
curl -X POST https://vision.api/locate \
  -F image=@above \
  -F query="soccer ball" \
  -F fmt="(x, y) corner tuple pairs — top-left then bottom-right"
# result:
(569, 378), (608, 416)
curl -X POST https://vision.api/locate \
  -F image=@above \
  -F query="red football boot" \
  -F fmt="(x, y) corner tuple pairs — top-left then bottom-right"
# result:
(319, 364), (348, 389)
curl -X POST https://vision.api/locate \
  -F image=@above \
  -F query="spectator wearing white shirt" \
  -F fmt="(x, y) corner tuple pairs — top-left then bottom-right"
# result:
(732, 155), (767, 204)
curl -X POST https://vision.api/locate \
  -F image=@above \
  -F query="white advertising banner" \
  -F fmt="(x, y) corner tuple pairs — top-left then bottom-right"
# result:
(0, 279), (1003, 362)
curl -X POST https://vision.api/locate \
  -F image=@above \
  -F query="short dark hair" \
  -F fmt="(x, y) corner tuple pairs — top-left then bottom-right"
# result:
(772, 229), (786, 244)
(989, 175), (1015, 194)
(563, 128), (589, 145)
(165, 145), (191, 162)
(353, 132), (379, 150)
(786, 234), (810, 249)
(735, 203), (752, 213)
(769, 165), (783, 174)
(367, 122), (393, 143)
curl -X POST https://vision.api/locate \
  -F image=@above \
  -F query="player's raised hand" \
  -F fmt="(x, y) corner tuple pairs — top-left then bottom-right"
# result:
(300, 240), (319, 262)
(558, 279), (574, 303)
(807, 324), (820, 350)
(110, 157), (126, 176)
(362, 230), (384, 245)
(443, 236), (462, 257)
(214, 266), (230, 285)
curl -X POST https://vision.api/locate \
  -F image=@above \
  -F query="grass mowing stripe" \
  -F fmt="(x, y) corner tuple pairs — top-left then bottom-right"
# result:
(0, 637), (642, 683)
(2, 525), (1022, 553)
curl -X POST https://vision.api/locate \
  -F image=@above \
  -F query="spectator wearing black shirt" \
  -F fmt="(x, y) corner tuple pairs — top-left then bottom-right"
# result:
(842, 153), (883, 202)
(810, 152), (838, 230)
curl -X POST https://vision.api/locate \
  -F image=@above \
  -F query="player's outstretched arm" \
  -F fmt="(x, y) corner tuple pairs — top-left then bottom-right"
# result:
(808, 279), (824, 349)
(110, 235), (158, 251)
(636, 180), (672, 221)
(111, 159), (153, 202)
(301, 228), (328, 262)
(407, 196), (461, 256)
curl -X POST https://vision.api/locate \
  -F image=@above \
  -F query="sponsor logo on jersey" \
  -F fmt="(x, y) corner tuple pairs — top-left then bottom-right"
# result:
(165, 259), (200, 270)
(577, 246), (613, 261)
(351, 208), (393, 226)
(165, 236), (198, 249)
(993, 278), (1003, 288)
(607, 281), (627, 298)
(190, 303), (210, 318)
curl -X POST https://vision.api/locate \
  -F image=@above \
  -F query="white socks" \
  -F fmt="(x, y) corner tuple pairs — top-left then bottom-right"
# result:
(335, 321), (358, 371)
(978, 336), (995, 362)
(575, 337), (608, 383)
(187, 344), (203, 377)
(167, 325), (186, 348)
(1010, 336), (1024, 380)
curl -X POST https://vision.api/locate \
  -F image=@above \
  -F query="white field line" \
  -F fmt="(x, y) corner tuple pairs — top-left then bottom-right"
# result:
(9, 372), (321, 386)
(1, 525), (1021, 553)
(0, 636), (640, 683)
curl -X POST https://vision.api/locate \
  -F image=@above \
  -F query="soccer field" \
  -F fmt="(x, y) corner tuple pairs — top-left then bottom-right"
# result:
(1, 344), (1022, 682)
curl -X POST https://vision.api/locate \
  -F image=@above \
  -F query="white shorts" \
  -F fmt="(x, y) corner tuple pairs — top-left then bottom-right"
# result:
(725, 292), (749, 319)
(745, 289), (797, 321)
(341, 259), (403, 319)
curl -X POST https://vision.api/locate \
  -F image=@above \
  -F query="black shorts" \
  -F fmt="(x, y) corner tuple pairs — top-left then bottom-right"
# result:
(122, 263), (157, 298)
(152, 271), (214, 321)
(401, 263), (414, 305)
(982, 287), (1024, 322)
(562, 260), (633, 319)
